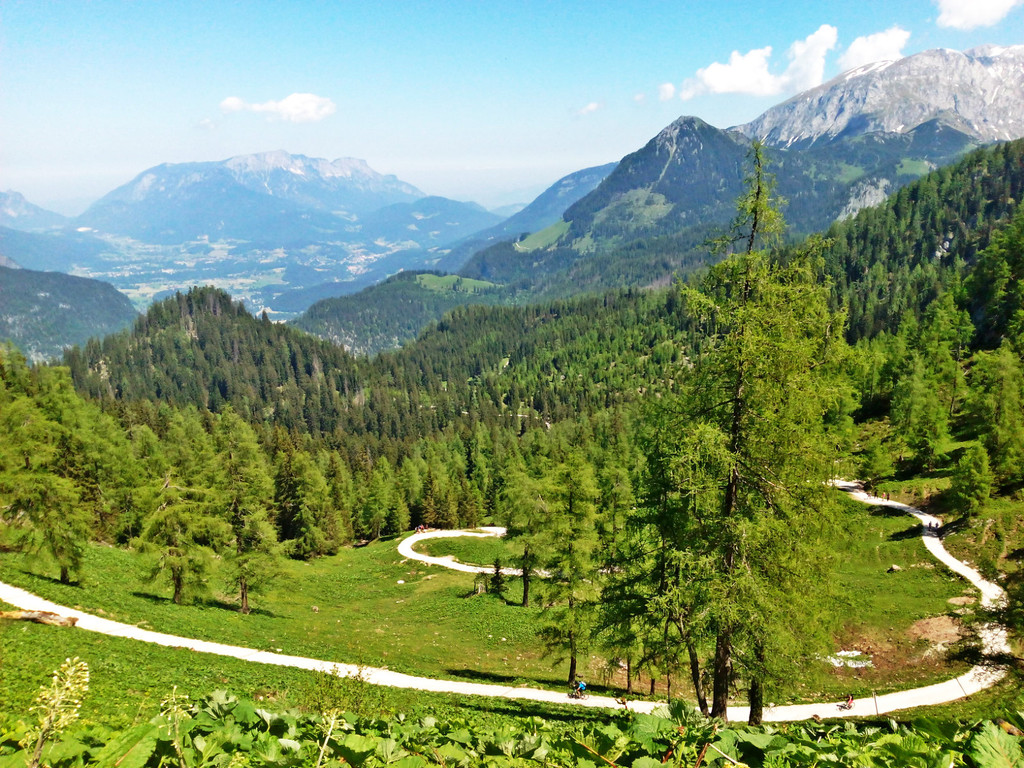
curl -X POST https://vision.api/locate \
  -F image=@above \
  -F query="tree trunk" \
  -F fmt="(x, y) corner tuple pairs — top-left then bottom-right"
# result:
(521, 546), (531, 607)
(173, 570), (184, 605)
(711, 631), (732, 719)
(240, 576), (251, 614)
(626, 658), (634, 694)
(0, 610), (77, 627)
(688, 641), (709, 717)
(60, 565), (70, 585)
(748, 676), (764, 725)
(748, 644), (766, 725)
(567, 653), (577, 685)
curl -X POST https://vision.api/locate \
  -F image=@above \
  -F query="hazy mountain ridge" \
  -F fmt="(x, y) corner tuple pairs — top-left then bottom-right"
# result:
(0, 153), (511, 318)
(0, 190), (67, 231)
(0, 265), (137, 362)
(434, 162), (618, 273)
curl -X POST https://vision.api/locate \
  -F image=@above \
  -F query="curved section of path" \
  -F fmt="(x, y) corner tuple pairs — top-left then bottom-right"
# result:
(0, 482), (1010, 721)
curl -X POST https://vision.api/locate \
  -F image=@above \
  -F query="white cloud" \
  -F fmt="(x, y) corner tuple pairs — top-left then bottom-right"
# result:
(634, 93), (647, 103)
(658, 82), (676, 101)
(578, 101), (601, 115)
(783, 24), (839, 91)
(680, 25), (837, 100)
(219, 93), (336, 123)
(681, 46), (777, 98)
(839, 26), (911, 71)
(935, 0), (1023, 28)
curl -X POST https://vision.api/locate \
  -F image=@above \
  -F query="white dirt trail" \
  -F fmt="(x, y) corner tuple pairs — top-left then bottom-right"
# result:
(0, 482), (1010, 721)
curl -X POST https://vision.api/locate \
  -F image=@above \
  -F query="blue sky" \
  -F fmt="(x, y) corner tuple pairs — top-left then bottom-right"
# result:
(2, 0), (1022, 214)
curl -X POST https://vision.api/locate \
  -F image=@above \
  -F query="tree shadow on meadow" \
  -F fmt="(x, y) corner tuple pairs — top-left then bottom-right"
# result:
(868, 503), (914, 519)
(887, 523), (927, 542)
(452, 696), (630, 725)
(129, 590), (279, 618)
(445, 668), (529, 685)
(11, 567), (82, 588)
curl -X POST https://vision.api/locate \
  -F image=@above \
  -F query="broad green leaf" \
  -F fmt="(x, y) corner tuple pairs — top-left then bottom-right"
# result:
(92, 723), (159, 768)
(337, 733), (378, 765)
(968, 722), (1024, 768)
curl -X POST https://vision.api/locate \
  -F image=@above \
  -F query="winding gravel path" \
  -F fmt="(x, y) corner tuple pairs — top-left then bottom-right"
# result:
(0, 482), (1010, 721)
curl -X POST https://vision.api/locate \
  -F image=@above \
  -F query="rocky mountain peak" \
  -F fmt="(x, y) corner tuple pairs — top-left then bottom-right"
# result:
(735, 45), (1024, 149)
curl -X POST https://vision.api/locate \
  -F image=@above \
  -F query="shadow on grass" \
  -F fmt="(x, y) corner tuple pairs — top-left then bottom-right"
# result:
(446, 668), (525, 685)
(888, 524), (925, 542)
(452, 696), (631, 724)
(444, 668), (629, 700)
(869, 504), (913, 519)
(14, 568), (81, 588)
(129, 590), (279, 617)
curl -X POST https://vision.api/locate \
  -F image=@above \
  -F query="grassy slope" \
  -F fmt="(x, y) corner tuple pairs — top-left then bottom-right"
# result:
(0, 488), (975, 721)
(0, 603), (609, 731)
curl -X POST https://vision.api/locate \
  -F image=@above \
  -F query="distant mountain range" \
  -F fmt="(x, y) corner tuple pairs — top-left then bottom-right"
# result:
(2, 44), (1021, 358)
(458, 45), (1024, 295)
(76, 151), (426, 244)
(0, 190), (67, 231)
(299, 45), (1024, 353)
(736, 45), (1024, 148)
(1, 153), (510, 318)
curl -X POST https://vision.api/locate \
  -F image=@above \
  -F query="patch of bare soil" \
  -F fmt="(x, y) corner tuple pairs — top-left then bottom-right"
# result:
(907, 615), (963, 652)
(947, 596), (976, 606)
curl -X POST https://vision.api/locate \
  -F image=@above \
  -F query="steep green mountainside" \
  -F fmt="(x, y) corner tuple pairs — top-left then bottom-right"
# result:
(296, 137), (1018, 357)
(0, 266), (137, 361)
(291, 271), (505, 356)
(818, 137), (1024, 341)
(434, 162), (618, 273)
(459, 117), (979, 294)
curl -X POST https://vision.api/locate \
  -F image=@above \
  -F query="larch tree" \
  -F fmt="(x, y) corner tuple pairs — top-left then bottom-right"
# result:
(640, 143), (850, 723)
(498, 463), (554, 608)
(0, 360), (92, 585)
(536, 451), (602, 684)
(965, 341), (1024, 483)
(136, 479), (231, 605)
(213, 408), (280, 614)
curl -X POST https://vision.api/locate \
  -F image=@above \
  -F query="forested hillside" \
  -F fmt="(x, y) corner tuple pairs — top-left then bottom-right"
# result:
(819, 138), (1024, 341)
(292, 272), (506, 356)
(4, 143), (1024, 738)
